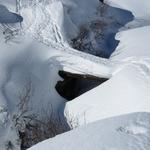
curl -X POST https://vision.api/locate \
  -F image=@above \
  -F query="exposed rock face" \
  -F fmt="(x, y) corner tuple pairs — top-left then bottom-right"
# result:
(56, 70), (108, 100)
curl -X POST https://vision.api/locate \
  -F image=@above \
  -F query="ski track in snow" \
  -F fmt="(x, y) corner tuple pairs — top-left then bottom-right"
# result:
(17, 0), (116, 77)
(21, 1), (114, 64)
(18, 1), (150, 76)
(11, 1), (150, 74)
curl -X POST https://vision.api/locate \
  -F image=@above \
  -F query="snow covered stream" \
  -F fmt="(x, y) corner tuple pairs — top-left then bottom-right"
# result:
(0, 0), (150, 149)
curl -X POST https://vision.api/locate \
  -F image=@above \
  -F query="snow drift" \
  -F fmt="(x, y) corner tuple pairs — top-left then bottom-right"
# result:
(29, 112), (150, 150)
(0, 0), (150, 149)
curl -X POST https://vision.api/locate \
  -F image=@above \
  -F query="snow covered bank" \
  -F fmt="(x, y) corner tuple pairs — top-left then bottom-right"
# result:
(26, 0), (150, 149)
(65, 63), (150, 124)
(0, 1), (117, 147)
(70, 0), (133, 57)
(64, 0), (150, 126)
(0, 35), (67, 149)
(21, 0), (101, 45)
(110, 26), (150, 60)
(0, 0), (150, 149)
(29, 112), (150, 150)
(105, 0), (150, 20)
(21, 0), (134, 58)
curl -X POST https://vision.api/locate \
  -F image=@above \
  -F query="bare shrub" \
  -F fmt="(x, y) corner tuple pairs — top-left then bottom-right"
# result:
(71, 25), (89, 50)
(13, 80), (78, 150)
(18, 104), (78, 149)
(5, 141), (14, 150)
(13, 80), (33, 133)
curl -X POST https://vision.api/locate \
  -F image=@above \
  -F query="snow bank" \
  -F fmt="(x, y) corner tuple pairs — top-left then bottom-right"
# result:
(63, 0), (150, 126)
(110, 26), (150, 61)
(29, 112), (150, 150)
(0, 34), (66, 148)
(106, 0), (150, 61)
(0, 0), (150, 149)
(105, 0), (150, 20)
(27, 0), (150, 149)
(65, 63), (150, 124)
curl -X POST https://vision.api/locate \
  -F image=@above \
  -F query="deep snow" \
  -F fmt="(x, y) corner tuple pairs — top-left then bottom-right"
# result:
(0, 0), (150, 150)
(0, 0), (113, 149)
(65, 0), (150, 125)
(29, 112), (150, 150)
(30, 0), (150, 150)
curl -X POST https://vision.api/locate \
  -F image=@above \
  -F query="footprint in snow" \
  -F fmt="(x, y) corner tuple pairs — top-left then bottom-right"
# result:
(117, 125), (147, 135)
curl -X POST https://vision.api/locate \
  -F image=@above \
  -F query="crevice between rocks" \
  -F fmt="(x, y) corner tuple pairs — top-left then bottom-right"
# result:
(56, 70), (108, 101)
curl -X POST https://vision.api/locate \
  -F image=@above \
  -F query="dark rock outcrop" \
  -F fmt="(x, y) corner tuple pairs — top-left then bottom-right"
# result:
(56, 70), (108, 100)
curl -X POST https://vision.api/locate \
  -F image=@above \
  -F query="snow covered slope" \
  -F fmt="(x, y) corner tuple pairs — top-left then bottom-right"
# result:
(29, 112), (150, 150)
(0, 36), (68, 149)
(110, 26), (150, 60)
(20, 0), (114, 76)
(65, 0), (150, 125)
(1, 0), (150, 149)
(65, 62), (150, 124)
(28, 0), (150, 149)
(21, 0), (100, 45)
(0, 1), (114, 149)
(105, 0), (150, 20)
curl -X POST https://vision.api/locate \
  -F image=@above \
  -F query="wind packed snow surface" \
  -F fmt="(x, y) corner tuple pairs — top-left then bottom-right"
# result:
(0, 0), (150, 150)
